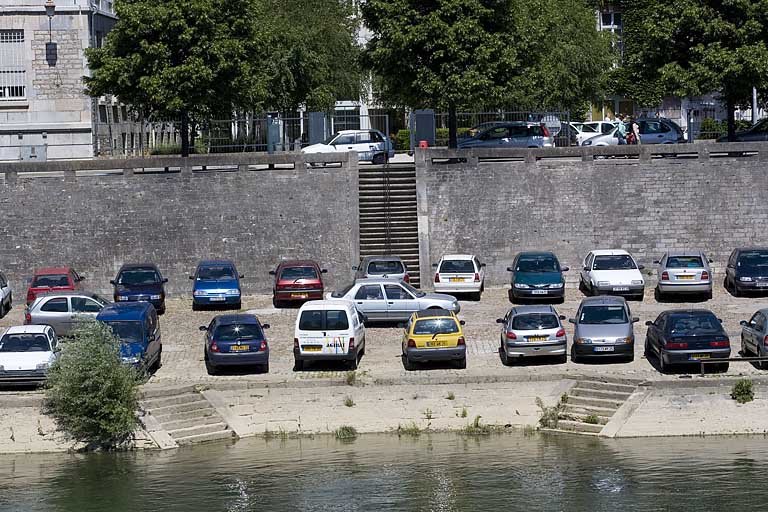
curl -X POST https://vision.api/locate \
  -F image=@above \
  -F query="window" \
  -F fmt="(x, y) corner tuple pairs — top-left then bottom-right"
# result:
(106, 321), (143, 343)
(299, 310), (324, 331)
(439, 260), (475, 274)
(516, 256), (559, 273)
(33, 274), (70, 287)
(333, 134), (355, 145)
(355, 285), (383, 301)
(413, 318), (459, 335)
(298, 310), (348, 331)
(0, 30), (25, 100)
(197, 265), (237, 280)
(213, 324), (264, 341)
(72, 297), (103, 313)
(356, 132), (372, 143)
(385, 284), (411, 300)
(41, 298), (69, 313)
(369, 131), (384, 143)
(481, 127), (509, 140)
(666, 256), (704, 269)
(325, 310), (349, 330)
(579, 306), (628, 324)
(117, 268), (160, 285)
(279, 266), (318, 280)
(509, 126), (528, 137)
(738, 251), (768, 270)
(511, 314), (559, 330)
(0, 334), (50, 352)
(754, 313), (766, 332)
(668, 314), (722, 335)
(0, 273), (6, 287)
(368, 260), (404, 275)
(593, 255), (636, 270)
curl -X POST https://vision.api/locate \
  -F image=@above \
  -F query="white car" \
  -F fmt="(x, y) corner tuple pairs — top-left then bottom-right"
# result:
(301, 129), (395, 165)
(576, 121), (618, 145)
(0, 271), (12, 318)
(432, 254), (485, 300)
(293, 299), (366, 371)
(579, 249), (645, 301)
(0, 325), (58, 385)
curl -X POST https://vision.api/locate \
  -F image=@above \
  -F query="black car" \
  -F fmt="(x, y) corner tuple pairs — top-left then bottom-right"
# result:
(110, 263), (168, 314)
(716, 118), (768, 142)
(725, 248), (768, 296)
(644, 310), (730, 373)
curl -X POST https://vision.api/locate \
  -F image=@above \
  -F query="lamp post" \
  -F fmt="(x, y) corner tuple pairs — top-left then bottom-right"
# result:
(45, 0), (55, 43)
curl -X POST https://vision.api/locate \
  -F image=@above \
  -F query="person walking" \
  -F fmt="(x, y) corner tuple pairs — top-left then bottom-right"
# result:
(631, 117), (642, 145)
(616, 114), (628, 145)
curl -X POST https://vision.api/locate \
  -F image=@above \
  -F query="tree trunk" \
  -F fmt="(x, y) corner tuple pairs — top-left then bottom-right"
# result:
(448, 103), (458, 149)
(180, 110), (190, 157)
(189, 120), (196, 155)
(726, 98), (736, 142)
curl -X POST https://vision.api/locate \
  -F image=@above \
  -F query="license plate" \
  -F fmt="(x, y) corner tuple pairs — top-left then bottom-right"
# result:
(677, 275), (694, 280)
(291, 293), (308, 298)
(449, 277), (463, 282)
(757, 282), (768, 288)
(594, 346), (615, 352)
(426, 340), (449, 347)
(612, 287), (629, 292)
(527, 336), (548, 342)
(230, 345), (249, 352)
(302, 345), (322, 352)
(531, 290), (548, 295)
(210, 297), (225, 302)
(689, 353), (710, 360)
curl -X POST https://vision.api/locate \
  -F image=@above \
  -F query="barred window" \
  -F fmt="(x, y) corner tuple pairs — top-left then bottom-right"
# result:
(0, 30), (25, 100)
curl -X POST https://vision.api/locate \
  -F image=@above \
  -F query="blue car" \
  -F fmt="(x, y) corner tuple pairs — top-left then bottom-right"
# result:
(200, 314), (270, 374)
(190, 260), (243, 310)
(110, 263), (167, 314)
(97, 302), (162, 371)
(507, 251), (569, 303)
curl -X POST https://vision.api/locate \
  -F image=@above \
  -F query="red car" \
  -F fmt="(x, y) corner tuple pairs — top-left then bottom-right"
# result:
(26, 267), (85, 305)
(270, 260), (327, 307)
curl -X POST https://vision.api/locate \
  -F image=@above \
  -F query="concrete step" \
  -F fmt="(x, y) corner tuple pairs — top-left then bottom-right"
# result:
(160, 413), (223, 432)
(360, 233), (418, 241)
(149, 407), (219, 424)
(562, 404), (617, 417)
(566, 395), (623, 410)
(145, 400), (214, 417)
(560, 412), (611, 425)
(142, 392), (203, 410)
(174, 429), (235, 446)
(570, 387), (633, 401)
(575, 380), (637, 394)
(141, 384), (197, 400)
(557, 420), (604, 434)
(168, 422), (229, 440)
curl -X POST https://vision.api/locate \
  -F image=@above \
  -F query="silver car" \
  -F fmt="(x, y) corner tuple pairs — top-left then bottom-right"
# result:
(740, 308), (768, 369)
(569, 296), (639, 363)
(353, 255), (410, 283)
(25, 291), (110, 337)
(496, 305), (567, 365)
(328, 278), (459, 322)
(654, 251), (713, 300)
(457, 122), (554, 149)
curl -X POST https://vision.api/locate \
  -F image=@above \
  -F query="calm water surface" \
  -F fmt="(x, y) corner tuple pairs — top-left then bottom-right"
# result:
(1, 432), (767, 511)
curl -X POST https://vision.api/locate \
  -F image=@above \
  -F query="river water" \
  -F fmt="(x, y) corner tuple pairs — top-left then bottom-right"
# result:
(1, 432), (767, 511)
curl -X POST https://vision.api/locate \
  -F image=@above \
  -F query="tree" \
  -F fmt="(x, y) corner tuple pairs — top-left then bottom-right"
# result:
(44, 321), (140, 450)
(615, 0), (768, 139)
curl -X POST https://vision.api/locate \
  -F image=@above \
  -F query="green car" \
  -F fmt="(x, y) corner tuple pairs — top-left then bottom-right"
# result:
(507, 252), (568, 303)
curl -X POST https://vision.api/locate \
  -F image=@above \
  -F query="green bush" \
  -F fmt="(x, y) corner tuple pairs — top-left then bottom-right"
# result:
(731, 378), (754, 404)
(44, 321), (140, 450)
(698, 118), (753, 139)
(149, 143), (181, 155)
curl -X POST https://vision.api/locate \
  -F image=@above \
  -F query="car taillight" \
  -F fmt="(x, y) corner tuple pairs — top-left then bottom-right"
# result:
(541, 124), (550, 137)
(457, 336), (465, 346)
(666, 341), (688, 349)
(701, 271), (709, 281)
(259, 341), (267, 351)
(403, 274), (410, 283)
(710, 340), (730, 348)
(474, 272), (480, 283)
(506, 331), (517, 340)
(293, 338), (299, 350)
(349, 337), (355, 350)
(407, 339), (416, 347)
(764, 335), (768, 345)
(24, 310), (31, 324)
(210, 341), (220, 353)
(434, 273), (440, 283)
(556, 328), (566, 337)
(661, 271), (669, 281)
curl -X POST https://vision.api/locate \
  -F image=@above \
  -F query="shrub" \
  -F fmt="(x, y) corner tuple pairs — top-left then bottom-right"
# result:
(731, 378), (754, 404)
(149, 144), (181, 155)
(536, 396), (564, 429)
(396, 422), (422, 437)
(44, 321), (140, 450)
(446, 391), (455, 400)
(335, 425), (358, 440)
(460, 415), (493, 435)
(344, 396), (355, 407)
(584, 414), (600, 425)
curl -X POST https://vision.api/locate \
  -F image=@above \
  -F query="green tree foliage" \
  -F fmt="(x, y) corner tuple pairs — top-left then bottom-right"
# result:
(44, 321), (140, 450)
(615, 0), (768, 138)
(361, 0), (612, 146)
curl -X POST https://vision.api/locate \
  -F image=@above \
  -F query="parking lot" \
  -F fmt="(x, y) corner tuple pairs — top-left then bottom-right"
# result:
(2, 283), (767, 388)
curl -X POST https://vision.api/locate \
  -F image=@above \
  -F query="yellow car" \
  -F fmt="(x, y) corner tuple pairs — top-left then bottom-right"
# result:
(401, 309), (466, 370)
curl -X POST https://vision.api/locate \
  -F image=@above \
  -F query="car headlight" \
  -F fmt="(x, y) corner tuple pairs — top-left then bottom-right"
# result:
(36, 362), (49, 370)
(550, 283), (564, 289)
(739, 276), (753, 282)
(226, 289), (241, 295)
(631, 280), (644, 285)
(149, 294), (162, 300)
(122, 356), (141, 365)
(193, 290), (207, 296)
(583, 140), (592, 146)
(514, 283), (530, 289)
(576, 338), (592, 344)
(597, 281), (610, 287)
(118, 296), (129, 301)
(617, 337), (632, 344)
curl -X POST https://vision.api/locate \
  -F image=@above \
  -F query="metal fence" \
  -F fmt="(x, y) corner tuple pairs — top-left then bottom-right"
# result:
(432, 110), (573, 147)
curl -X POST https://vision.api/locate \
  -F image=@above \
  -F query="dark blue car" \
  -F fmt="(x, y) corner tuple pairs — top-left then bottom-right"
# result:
(190, 260), (243, 310)
(97, 302), (162, 371)
(110, 263), (167, 314)
(200, 314), (270, 374)
(507, 252), (569, 303)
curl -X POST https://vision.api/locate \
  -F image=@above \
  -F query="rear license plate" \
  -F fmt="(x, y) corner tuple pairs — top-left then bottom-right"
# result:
(291, 293), (308, 298)
(449, 277), (463, 283)
(689, 353), (710, 360)
(426, 340), (449, 347)
(531, 290), (548, 295)
(302, 345), (321, 352)
(612, 287), (629, 292)
(231, 345), (249, 352)
(594, 346), (615, 352)
(757, 282), (768, 288)
(210, 297), (225, 302)
(527, 336), (548, 342)
(677, 275), (694, 280)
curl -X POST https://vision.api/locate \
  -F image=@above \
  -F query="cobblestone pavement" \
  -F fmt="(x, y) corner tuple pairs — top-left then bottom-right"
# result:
(2, 284), (767, 390)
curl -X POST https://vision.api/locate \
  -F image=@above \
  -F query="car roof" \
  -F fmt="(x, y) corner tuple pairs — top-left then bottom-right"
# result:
(664, 250), (705, 258)
(278, 259), (319, 268)
(34, 290), (102, 299)
(414, 308), (454, 319)
(197, 259), (235, 267)
(440, 254), (474, 260)
(336, 129), (379, 134)
(299, 299), (355, 310)
(214, 314), (260, 325)
(580, 296), (627, 306)
(34, 267), (72, 275)
(97, 302), (154, 321)
(510, 305), (557, 315)
(3, 325), (51, 335)
(518, 251), (557, 258)
(354, 277), (405, 285)
(590, 249), (631, 256)
(736, 247), (768, 253)
(118, 263), (161, 271)
(362, 255), (404, 263)
(665, 309), (716, 317)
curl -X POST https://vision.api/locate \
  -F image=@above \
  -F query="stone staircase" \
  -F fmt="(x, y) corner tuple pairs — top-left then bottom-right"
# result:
(556, 378), (638, 435)
(141, 387), (234, 447)
(358, 165), (421, 287)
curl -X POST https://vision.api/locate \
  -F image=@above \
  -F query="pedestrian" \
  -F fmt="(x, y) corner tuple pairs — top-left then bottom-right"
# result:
(616, 114), (628, 145)
(631, 117), (642, 145)
(604, 113), (613, 122)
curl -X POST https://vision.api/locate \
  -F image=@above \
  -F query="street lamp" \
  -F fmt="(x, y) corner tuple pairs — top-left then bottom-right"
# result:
(45, 0), (55, 43)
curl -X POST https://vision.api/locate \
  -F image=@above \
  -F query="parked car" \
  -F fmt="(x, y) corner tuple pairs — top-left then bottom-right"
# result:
(432, 254), (485, 300)
(329, 278), (459, 323)
(0, 325), (58, 385)
(576, 121), (617, 145)
(401, 309), (466, 370)
(0, 271), (12, 318)
(457, 122), (554, 149)
(270, 260), (327, 308)
(579, 249), (645, 300)
(97, 302), (162, 371)
(555, 122), (580, 147)
(353, 255), (410, 283)
(293, 299), (366, 371)
(200, 314), (270, 375)
(110, 263), (168, 314)
(508, 251), (568, 303)
(301, 129), (395, 165)
(570, 296), (638, 363)
(716, 118), (768, 142)
(190, 260), (243, 310)
(581, 125), (622, 146)
(645, 309), (730, 373)
(496, 305), (567, 365)
(654, 251), (713, 300)
(25, 291), (109, 337)
(26, 267), (85, 306)
(724, 248), (768, 296)
(740, 308), (768, 369)
(636, 117), (685, 144)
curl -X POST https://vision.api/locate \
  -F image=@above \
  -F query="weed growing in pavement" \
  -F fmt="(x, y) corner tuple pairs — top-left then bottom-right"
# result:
(584, 414), (600, 425)
(536, 397), (565, 429)
(446, 391), (455, 400)
(460, 415), (495, 436)
(560, 393), (569, 404)
(344, 396), (355, 407)
(345, 371), (357, 386)
(424, 408), (433, 420)
(460, 407), (468, 418)
(335, 425), (358, 440)
(397, 422), (423, 437)
(732, 379), (755, 404)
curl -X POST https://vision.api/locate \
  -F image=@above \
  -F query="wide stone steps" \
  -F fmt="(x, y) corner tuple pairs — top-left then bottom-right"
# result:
(565, 395), (624, 410)
(570, 387), (633, 401)
(557, 420), (604, 434)
(147, 398), (213, 417)
(575, 380), (638, 394)
(168, 422), (230, 441)
(562, 404), (617, 417)
(162, 412), (223, 431)
(174, 430), (235, 446)
(553, 379), (640, 436)
(561, 412), (611, 425)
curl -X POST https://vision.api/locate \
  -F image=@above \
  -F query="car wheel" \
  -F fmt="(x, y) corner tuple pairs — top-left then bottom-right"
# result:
(658, 352), (667, 373)
(705, 289), (713, 301)
(192, 302), (200, 312)
(293, 359), (304, 371)
(719, 362), (730, 373)
(654, 287), (663, 302)
(205, 357), (217, 376)
(732, 282), (740, 297)
(625, 352), (635, 363)
(0, 301), (5, 319)
(372, 153), (386, 165)
(500, 347), (511, 366)
(571, 347), (580, 364)
(402, 354), (415, 371)
(578, 278), (588, 295)
(759, 347), (768, 371)
(272, 297), (282, 308)
(456, 357), (467, 370)
(741, 334), (749, 356)
(557, 354), (567, 364)
(644, 338), (651, 358)
(348, 355), (358, 370)
(261, 362), (270, 374)
(472, 291), (482, 301)
(234, 301), (242, 310)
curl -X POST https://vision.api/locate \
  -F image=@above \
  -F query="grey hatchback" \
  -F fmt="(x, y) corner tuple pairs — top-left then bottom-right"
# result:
(353, 255), (410, 284)
(25, 291), (110, 337)
(740, 308), (768, 369)
(570, 296), (639, 363)
(654, 251), (713, 300)
(496, 305), (567, 365)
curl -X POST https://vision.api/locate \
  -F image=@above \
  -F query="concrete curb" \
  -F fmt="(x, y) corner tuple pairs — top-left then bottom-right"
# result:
(600, 388), (651, 438)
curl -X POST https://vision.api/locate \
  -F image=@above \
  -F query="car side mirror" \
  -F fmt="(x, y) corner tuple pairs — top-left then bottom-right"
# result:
(583, 266), (589, 272)
(496, 318), (505, 324)
(432, 263), (438, 268)
(709, 259), (714, 263)
(26, 277), (32, 283)
(396, 322), (405, 329)
(109, 280), (116, 285)
(262, 324), (270, 329)
(459, 320), (466, 326)
(198, 326), (207, 332)
(740, 320), (747, 326)
(506, 267), (513, 272)
(645, 321), (653, 326)
(269, 270), (276, 276)
(480, 263), (487, 267)
(78, 276), (86, 282)
(559, 315), (566, 320)
(352, 266), (358, 271)
(637, 265), (645, 270)
(653, 260), (660, 264)
(631, 317), (640, 323)
(561, 267), (569, 272)
(240, 274), (245, 278)
(359, 314), (368, 323)
(321, 269), (328, 274)
(188, 275), (194, 280)
(162, 278), (169, 283)
(717, 318), (723, 323)
(568, 318), (576, 324)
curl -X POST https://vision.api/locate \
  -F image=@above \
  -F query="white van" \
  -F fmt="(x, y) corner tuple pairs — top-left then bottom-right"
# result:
(433, 254), (485, 300)
(293, 300), (366, 371)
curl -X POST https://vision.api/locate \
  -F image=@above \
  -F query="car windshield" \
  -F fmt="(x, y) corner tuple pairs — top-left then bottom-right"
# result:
(367, 260), (404, 275)
(669, 314), (722, 335)
(214, 324), (263, 341)
(105, 321), (143, 343)
(413, 318), (459, 335)
(401, 281), (426, 298)
(666, 256), (704, 268)
(739, 251), (768, 270)
(280, 267), (318, 280)
(593, 255), (636, 270)
(0, 334), (50, 352)
(439, 260), (475, 273)
(32, 274), (69, 288)
(298, 310), (349, 331)
(323, 133), (339, 145)
(579, 306), (628, 324)
(118, 268), (160, 285)
(511, 314), (559, 330)
(516, 257), (559, 273)
(197, 265), (236, 280)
